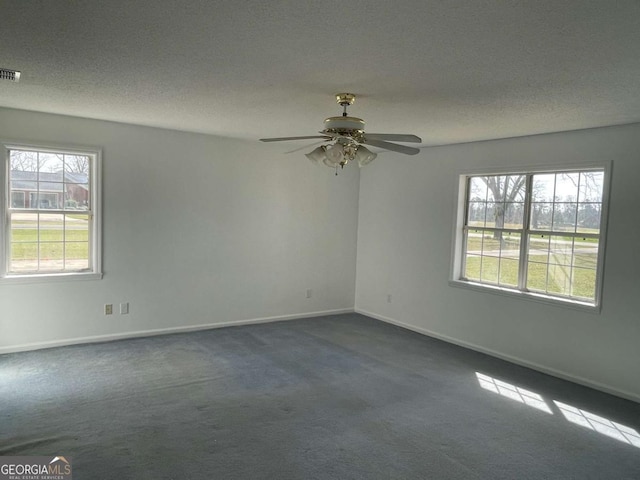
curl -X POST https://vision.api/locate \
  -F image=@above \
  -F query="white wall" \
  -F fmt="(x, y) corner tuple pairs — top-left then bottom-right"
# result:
(355, 123), (640, 401)
(0, 108), (359, 352)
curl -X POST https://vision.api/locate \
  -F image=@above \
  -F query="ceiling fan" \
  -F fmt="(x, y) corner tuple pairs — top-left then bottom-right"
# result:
(260, 93), (422, 172)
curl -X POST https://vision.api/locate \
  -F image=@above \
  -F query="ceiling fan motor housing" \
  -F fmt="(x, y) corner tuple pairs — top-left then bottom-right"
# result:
(323, 116), (365, 141)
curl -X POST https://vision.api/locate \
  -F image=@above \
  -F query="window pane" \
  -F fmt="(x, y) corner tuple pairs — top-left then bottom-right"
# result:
(38, 152), (63, 173)
(546, 264), (571, 296)
(496, 231), (522, 286)
(485, 203), (499, 228)
(526, 262), (547, 291)
(504, 202), (524, 228)
(532, 174), (555, 202)
(481, 232), (501, 258)
(465, 229), (483, 254)
(8, 214), (91, 273)
(555, 173), (579, 202)
(578, 171), (604, 202)
(499, 258), (519, 287)
(65, 243), (90, 271)
(505, 175), (526, 203)
(526, 233), (599, 301)
(528, 234), (550, 262)
(572, 268), (597, 300)
(469, 177), (488, 201)
(466, 229), (519, 286)
(65, 214), (90, 271)
(573, 240), (599, 269)
(10, 243), (38, 272)
(8, 151), (91, 212)
(467, 202), (486, 226)
(37, 190), (62, 209)
(11, 191), (26, 208)
(40, 213), (64, 242)
(500, 232), (521, 260)
(480, 256), (499, 284)
(469, 175), (526, 229)
(10, 213), (38, 242)
(64, 155), (90, 176)
(549, 236), (573, 266)
(64, 184), (90, 210)
(39, 242), (64, 271)
(10, 149), (38, 172)
(552, 203), (577, 232)
(66, 214), (90, 242)
(485, 176), (507, 202)
(527, 233), (550, 293)
(530, 203), (553, 230)
(577, 204), (601, 232)
(464, 254), (481, 281)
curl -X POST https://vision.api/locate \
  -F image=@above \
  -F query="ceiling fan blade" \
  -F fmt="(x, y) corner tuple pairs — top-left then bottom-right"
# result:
(260, 135), (331, 142)
(365, 133), (422, 143)
(363, 138), (421, 155)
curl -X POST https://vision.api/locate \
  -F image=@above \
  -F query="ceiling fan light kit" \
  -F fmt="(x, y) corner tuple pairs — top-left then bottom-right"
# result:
(260, 93), (422, 174)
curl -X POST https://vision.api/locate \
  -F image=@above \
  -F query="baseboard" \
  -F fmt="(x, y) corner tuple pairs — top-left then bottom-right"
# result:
(355, 308), (640, 404)
(0, 308), (354, 355)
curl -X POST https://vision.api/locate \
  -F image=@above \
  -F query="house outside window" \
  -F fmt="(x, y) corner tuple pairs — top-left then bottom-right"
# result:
(451, 165), (609, 309)
(1, 143), (102, 282)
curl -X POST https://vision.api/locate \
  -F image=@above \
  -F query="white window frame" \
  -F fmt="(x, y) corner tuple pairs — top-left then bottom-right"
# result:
(450, 162), (611, 311)
(11, 190), (25, 208)
(0, 141), (102, 284)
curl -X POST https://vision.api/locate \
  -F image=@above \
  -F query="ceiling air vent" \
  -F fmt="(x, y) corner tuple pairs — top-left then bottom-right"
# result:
(0, 68), (21, 82)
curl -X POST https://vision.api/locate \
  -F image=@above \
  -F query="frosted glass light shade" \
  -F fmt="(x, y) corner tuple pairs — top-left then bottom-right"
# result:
(305, 142), (376, 170)
(356, 146), (377, 167)
(324, 143), (344, 166)
(305, 146), (327, 165)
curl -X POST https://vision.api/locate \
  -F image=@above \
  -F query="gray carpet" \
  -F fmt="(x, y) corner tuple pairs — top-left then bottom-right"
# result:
(1, 313), (639, 479)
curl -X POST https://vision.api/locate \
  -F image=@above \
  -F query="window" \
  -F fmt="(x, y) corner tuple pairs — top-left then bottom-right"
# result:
(1, 144), (101, 281)
(453, 167), (608, 308)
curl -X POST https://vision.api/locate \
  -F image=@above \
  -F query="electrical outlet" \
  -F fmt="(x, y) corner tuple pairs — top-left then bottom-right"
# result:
(387, 294), (392, 303)
(120, 302), (129, 315)
(306, 289), (312, 299)
(105, 304), (113, 315)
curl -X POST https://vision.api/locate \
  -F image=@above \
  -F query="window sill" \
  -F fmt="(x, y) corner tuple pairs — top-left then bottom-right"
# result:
(448, 279), (601, 313)
(0, 272), (103, 285)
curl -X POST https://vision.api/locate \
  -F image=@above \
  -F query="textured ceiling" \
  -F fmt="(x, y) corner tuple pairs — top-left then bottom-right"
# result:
(2, 1), (640, 147)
